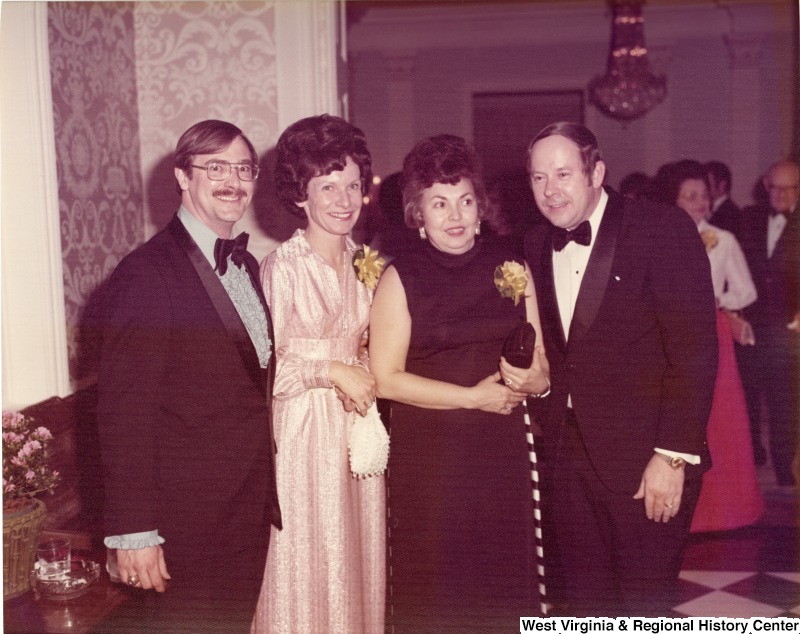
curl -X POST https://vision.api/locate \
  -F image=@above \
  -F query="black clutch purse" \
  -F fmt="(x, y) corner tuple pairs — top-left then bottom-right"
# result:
(502, 321), (536, 368)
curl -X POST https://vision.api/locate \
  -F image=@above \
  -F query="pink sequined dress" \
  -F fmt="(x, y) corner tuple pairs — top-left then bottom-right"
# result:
(251, 231), (385, 634)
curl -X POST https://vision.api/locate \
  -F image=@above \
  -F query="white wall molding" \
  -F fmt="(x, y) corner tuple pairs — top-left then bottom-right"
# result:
(348, 2), (790, 53)
(275, 0), (342, 131)
(1, 3), (70, 408)
(724, 32), (763, 70)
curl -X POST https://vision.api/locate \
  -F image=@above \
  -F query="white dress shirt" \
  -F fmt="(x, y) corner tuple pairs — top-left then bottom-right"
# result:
(767, 212), (788, 258)
(697, 219), (757, 311)
(553, 190), (608, 341)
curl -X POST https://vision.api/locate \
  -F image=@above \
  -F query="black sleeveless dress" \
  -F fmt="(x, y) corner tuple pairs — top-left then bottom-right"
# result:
(387, 236), (538, 633)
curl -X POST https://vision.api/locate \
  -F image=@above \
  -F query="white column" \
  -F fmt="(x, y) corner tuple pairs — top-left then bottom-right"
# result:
(643, 41), (675, 176)
(724, 33), (763, 205)
(1, 3), (70, 408)
(274, 0), (342, 132)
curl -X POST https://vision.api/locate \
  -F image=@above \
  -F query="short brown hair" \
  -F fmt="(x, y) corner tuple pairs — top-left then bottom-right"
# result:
(402, 135), (490, 229)
(527, 121), (603, 180)
(174, 120), (257, 193)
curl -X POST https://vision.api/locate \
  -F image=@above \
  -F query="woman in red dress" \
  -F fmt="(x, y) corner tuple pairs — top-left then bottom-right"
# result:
(656, 161), (764, 532)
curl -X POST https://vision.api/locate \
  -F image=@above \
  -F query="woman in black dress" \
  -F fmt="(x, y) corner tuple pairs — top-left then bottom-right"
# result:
(369, 135), (550, 632)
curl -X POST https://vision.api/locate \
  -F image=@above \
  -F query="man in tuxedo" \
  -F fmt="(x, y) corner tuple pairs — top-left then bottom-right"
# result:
(705, 160), (742, 235)
(97, 120), (280, 632)
(524, 122), (717, 616)
(737, 159), (800, 486)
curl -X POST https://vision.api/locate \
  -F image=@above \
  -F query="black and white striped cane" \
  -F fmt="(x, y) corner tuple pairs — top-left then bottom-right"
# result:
(522, 398), (548, 616)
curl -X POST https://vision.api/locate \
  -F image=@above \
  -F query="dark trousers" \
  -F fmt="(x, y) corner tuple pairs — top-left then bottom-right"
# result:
(548, 417), (701, 617)
(736, 323), (798, 484)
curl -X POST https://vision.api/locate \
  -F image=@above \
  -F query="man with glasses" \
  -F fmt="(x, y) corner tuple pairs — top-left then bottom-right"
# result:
(738, 159), (800, 487)
(98, 120), (281, 632)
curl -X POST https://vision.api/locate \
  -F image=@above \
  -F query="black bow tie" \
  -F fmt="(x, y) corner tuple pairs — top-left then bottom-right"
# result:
(214, 232), (249, 276)
(552, 221), (591, 252)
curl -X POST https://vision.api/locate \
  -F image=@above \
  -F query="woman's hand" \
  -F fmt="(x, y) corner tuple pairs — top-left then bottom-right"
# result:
(329, 361), (376, 416)
(334, 386), (357, 413)
(469, 372), (526, 414)
(499, 346), (549, 396)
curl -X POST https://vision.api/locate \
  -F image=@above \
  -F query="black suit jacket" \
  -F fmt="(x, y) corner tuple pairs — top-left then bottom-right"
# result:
(524, 189), (718, 494)
(739, 204), (800, 328)
(709, 197), (742, 236)
(97, 216), (280, 580)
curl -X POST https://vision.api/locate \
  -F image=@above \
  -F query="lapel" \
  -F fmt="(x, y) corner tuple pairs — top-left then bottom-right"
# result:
(567, 189), (624, 345)
(168, 216), (266, 393)
(536, 230), (567, 355)
(772, 208), (800, 261)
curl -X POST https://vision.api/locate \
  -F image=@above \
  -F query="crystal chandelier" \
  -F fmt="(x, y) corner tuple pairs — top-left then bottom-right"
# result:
(588, 0), (667, 120)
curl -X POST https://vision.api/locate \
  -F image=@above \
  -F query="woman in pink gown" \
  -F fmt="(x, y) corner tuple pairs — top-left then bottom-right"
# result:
(658, 161), (764, 532)
(252, 115), (385, 634)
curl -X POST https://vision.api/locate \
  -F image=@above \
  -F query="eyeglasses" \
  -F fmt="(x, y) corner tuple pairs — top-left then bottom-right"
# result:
(678, 192), (709, 203)
(191, 161), (259, 181)
(767, 184), (799, 194)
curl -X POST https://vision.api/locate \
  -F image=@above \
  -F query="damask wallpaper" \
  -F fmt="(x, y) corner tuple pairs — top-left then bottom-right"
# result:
(49, 2), (144, 383)
(134, 2), (280, 244)
(49, 1), (282, 384)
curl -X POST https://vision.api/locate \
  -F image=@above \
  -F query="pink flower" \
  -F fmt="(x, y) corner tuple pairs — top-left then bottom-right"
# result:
(32, 426), (52, 441)
(25, 470), (35, 481)
(18, 439), (42, 457)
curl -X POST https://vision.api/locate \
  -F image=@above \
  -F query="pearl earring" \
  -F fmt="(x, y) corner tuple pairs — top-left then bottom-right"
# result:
(475, 221), (481, 236)
(419, 227), (427, 240)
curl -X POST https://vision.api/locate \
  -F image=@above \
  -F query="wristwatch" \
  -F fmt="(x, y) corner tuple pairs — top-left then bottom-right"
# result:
(657, 453), (686, 470)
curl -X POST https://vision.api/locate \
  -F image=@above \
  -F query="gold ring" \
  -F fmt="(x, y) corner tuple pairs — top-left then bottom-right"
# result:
(504, 378), (512, 386)
(665, 502), (674, 509)
(127, 574), (140, 587)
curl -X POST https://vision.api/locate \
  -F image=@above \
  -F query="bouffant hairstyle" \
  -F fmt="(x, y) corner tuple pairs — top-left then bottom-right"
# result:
(401, 135), (490, 229)
(174, 120), (257, 194)
(275, 114), (372, 217)
(526, 121), (603, 181)
(650, 160), (709, 206)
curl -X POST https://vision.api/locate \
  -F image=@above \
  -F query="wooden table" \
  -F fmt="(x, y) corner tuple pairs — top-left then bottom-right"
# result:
(3, 542), (136, 633)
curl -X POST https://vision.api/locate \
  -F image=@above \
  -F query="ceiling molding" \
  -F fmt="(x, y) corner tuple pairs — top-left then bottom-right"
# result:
(348, 1), (791, 53)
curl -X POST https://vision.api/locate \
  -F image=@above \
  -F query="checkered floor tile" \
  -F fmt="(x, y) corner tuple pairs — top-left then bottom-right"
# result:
(673, 571), (800, 617)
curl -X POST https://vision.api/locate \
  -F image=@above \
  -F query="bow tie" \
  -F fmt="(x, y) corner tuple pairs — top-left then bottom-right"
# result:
(552, 221), (591, 252)
(214, 232), (249, 276)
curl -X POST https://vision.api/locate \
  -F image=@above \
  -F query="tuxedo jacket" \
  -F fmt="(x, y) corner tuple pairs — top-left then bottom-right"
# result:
(524, 189), (718, 494)
(709, 197), (742, 236)
(739, 204), (800, 328)
(97, 216), (281, 571)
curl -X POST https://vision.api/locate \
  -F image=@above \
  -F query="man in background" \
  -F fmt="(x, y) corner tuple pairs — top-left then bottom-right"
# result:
(738, 159), (800, 486)
(705, 160), (742, 235)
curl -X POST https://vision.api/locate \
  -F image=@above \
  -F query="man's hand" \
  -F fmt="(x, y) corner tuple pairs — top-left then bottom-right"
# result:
(117, 545), (170, 592)
(633, 454), (685, 523)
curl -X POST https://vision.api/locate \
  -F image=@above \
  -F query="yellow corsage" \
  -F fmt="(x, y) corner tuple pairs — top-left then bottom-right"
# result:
(494, 261), (528, 306)
(700, 229), (718, 253)
(352, 245), (386, 290)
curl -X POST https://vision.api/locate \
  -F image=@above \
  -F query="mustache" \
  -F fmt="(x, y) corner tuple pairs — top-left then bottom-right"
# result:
(214, 187), (247, 198)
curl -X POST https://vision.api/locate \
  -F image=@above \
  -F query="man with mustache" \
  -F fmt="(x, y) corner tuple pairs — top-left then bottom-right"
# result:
(97, 120), (281, 632)
(524, 122), (718, 616)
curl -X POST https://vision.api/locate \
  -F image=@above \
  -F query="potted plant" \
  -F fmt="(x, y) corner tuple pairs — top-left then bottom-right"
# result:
(3, 410), (60, 600)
